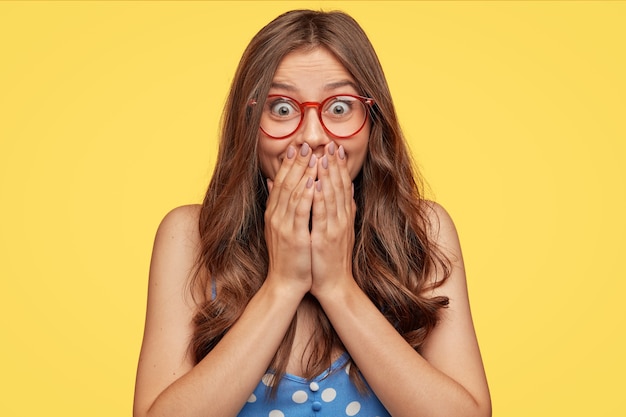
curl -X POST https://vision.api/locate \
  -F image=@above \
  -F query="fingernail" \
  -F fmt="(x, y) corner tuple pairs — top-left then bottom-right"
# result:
(308, 154), (317, 168)
(352, 183), (354, 197)
(316, 180), (322, 191)
(287, 146), (296, 159)
(328, 142), (336, 156)
(300, 143), (310, 156)
(322, 155), (328, 169)
(306, 177), (314, 189)
(338, 145), (346, 160)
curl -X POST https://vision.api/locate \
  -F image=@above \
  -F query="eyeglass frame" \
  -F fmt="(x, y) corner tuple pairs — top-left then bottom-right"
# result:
(249, 94), (375, 139)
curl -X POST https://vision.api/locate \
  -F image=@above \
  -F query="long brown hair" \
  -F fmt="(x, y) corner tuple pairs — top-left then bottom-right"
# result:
(189, 9), (450, 393)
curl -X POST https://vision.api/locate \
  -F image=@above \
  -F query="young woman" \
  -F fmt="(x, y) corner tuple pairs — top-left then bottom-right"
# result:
(134, 9), (491, 417)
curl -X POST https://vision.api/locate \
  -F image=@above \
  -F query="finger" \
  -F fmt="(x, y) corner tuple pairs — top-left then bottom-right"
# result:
(324, 142), (348, 221)
(312, 179), (326, 233)
(293, 175), (316, 232)
(266, 145), (296, 214)
(268, 143), (314, 217)
(286, 149), (317, 219)
(351, 185), (357, 219)
(317, 154), (338, 225)
(336, 145), (354, 216)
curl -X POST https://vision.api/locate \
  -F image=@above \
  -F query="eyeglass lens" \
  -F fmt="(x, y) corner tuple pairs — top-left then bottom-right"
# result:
(260, 95), (368, 138)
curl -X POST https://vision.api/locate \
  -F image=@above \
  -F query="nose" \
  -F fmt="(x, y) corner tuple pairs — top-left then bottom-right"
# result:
(297, 106), (330, 154)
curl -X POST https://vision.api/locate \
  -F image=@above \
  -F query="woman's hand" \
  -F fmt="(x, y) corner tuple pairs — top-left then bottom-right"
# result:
(265, 143), (318, 296)
(310, 142), (357, 298)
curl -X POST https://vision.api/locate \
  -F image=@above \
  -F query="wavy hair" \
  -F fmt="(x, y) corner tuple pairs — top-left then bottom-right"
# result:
(189, 9), (450, 394)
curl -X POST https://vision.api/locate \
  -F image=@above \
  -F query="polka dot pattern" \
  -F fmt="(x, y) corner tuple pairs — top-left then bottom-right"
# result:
(238, 354), (391, 417)
(321, 388), (337, 402)
(346, 401), (361, 416)
(291, 390), (308, 404)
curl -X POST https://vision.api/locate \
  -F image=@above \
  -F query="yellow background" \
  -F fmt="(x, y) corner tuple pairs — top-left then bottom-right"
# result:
(1, 1), (624, 415)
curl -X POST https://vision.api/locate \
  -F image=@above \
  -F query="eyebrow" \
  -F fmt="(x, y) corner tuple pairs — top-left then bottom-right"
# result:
(269, 80), (359, 93)
(324, 80), (359, 92)
(269, 82), (297, 92)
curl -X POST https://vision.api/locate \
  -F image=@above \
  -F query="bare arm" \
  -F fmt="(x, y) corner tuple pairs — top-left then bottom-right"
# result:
(133, 205), (305, 417)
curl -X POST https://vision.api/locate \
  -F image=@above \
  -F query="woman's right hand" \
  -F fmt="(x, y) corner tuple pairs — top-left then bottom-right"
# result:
(264, 143), (318, 295)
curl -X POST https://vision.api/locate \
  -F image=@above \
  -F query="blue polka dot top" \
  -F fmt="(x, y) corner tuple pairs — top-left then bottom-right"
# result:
(237, 353), (391, 417)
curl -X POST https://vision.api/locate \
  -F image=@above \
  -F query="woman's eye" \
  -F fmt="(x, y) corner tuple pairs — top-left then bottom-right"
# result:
(327, 100), (352, 117)
(268, 99), (298, 118)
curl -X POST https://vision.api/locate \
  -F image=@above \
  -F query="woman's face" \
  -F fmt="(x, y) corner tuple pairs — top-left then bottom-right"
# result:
(258, 47), (370, 181)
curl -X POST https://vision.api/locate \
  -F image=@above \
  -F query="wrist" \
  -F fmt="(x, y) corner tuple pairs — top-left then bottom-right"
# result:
(263, 272), (311, 302)
(311, 273), (359, 306)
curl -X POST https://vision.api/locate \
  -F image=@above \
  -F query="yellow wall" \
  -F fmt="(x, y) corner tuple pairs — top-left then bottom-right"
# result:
(1, 1), (624, 415)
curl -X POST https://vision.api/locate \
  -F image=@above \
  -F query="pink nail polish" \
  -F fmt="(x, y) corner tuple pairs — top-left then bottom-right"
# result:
(322, 155), (328, 169)
(306, 177), (314, 189)
(328, 142), (336, 155)
(287, 146), (296, 159)
(316, 180), (322, 191)
(338, 146), (346, 160)
(308, 154), (317, 168)
(300, 143), (310, 156)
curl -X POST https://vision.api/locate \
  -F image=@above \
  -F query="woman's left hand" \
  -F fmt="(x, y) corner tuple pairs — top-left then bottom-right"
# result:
(310, 142), (357, 298)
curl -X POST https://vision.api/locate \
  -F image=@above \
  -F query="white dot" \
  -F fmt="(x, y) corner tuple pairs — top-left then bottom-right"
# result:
(269, 410), (284, 417)
(292, 390), (308, 403)
(262, 373), (276, 387)
(321, 387), (337, 402)
(345, 362), (351, 374)
(247, 393), (257, 403)
(309, 381), (320, 391)
(346, 401), (361, 416)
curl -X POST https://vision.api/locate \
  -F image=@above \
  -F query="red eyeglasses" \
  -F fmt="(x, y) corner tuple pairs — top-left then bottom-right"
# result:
(250, 94), (374, 139)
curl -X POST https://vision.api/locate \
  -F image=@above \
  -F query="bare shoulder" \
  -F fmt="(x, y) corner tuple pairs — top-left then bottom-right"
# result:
(134, 205), (203, 416)
(144, 204), (204, 323)
(419, 201), (491, 414)
(155, 204), (202, 243)
(422, 200), (463, 267)
(422, 200), (459, 243)
(149, 204), (203, 299)
(148, 203), (203, 303)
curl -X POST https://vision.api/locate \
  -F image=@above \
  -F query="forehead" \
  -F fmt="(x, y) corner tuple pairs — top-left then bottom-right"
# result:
(270, 47), (358, 96)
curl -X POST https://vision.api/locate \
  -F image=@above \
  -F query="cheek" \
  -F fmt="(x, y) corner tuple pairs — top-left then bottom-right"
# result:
(347, 153), (367, 180)
(344, 130), (369, 179)
(258, 138), (285, 180)
(345, 142), (369, 179)
(258, 151), (275, 179)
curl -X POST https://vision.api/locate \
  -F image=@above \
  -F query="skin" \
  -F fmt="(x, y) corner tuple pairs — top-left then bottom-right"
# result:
(133, 47), (491, 417)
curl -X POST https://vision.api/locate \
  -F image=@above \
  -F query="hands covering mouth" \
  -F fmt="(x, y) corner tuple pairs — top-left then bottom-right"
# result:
(264, 140), (356, 298)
